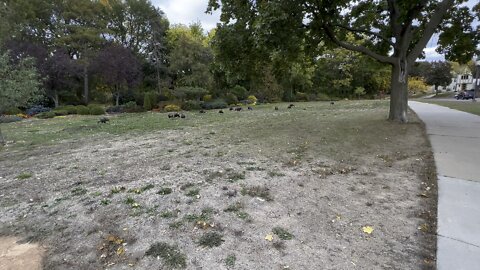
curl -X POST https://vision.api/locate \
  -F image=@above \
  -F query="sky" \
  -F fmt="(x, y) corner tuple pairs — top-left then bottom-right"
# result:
(153, 0), (478, 61)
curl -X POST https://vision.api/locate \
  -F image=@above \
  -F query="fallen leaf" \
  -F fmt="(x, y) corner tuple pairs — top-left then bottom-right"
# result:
(362, 226), (374, 234)
(265, 234), (273, 241)
(116, 246), (125, 256)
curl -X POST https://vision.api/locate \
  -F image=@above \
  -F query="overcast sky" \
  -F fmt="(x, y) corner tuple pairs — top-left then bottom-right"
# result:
(152, 0), (478, 61)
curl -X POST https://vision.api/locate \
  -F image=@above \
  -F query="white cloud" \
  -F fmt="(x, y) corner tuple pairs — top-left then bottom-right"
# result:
(152, 0), (221, 31)
(423, 46), (445, 62)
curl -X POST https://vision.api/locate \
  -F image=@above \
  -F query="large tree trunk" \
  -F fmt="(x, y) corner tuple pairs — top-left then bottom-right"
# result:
(83, 65), (89, 105)
(389, 62), (409, 122)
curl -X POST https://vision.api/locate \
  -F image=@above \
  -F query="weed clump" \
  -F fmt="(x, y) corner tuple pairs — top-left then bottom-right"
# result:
(157, 187), (173, 195)
(241, 186), (273, 201)
(198, 232), (224, 247)
(145, 242), (187, 269)
(273, 227), (294, 240)
(225, 254), (236, 268)
(16, 173), (32, 180)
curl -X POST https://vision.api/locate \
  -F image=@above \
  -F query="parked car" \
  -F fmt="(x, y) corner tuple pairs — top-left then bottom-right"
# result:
(455, 90), (475, 100)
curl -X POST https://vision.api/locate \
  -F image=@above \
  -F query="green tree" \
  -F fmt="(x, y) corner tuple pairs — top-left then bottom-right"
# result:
(208, 0), (480, 122)
(0, 51), (41, 145)
(166, 23), (214, 89)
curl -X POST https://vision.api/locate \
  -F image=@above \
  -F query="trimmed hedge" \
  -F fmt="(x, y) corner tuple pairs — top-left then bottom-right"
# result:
(202, 99), (228, 110)
(89, 106), (105, 115)
(36, 112), (56, 119)
(76, 105), (90, 115)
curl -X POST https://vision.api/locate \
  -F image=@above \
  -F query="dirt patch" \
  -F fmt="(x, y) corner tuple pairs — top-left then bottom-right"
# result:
(0, 101), (437, 269)
(0, 237), (44, 270)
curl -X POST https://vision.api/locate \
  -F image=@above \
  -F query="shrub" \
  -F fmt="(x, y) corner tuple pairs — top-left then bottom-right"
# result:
(53, 110), (69, 116)
(36, 111), (56, 119)
(173, 86), (208, 101)
(26, 105), (50, 116)
(76, 105), (90, 115)
(158, 94), (169, 102)
(296, 92), (308, 101)
(316, 93), (330, 101)
(202, 99), (228, 110)
(247, 95), (257, 105)
(203, 94), (213, 102)
(4, 107), (22, 115)
(225, 93), (238, 105)
(231, 85), (248, 100)
(89, 106), (105, 115)
(164, 104), (181, 112)
(182, 100), (203, 111)
(144, 92), (157, 111)
(123, 101), (145, 113)
(0, 115), (23, 123)
(63, 105), (78, 114)
(106, 105), (125, 114)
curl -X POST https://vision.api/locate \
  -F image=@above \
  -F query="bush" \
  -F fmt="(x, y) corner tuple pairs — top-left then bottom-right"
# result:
(53, 110), (69, 116)
(316, 93), (331, 101)
(307, 93), (317, 101)
(231, 85), (248, 100)
(144, 92), (157, 111)
(158, 94), (169, 102)
(106, 106), (125, 114)
(203, 94), (213, 102)
(296, 92), (308, 101)
(182, 100), (203, 111)
(247, 95), (257, 105)
(4, 107), (22, 115)
(164, 104), (181, 112)
(36, 111), (56, 119)
(202, 99), (228, 110)
(89, 106), (105, 115)
(0, 115), (23, 123)
(26, 105), (50, 116)
(76, 105), (90, 115)
(55, 105), (78, 114)
(224, 93), (238, 105)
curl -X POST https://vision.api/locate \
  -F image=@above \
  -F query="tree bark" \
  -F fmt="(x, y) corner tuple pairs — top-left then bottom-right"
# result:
(0, 127), (5, 146)
(389, 62), (409, 122)
(53, 89), (59, 108)
(83, 65), (89, 105)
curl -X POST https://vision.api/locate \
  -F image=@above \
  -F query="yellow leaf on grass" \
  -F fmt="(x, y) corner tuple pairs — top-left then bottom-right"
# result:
(265, 234), (273, 241)
(116, 246), (125, 256)
(362, 226), (374, 234)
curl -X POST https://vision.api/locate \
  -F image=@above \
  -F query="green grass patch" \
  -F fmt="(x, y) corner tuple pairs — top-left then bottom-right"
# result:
(16, 172), (32, 180)
(145, 242), (187, 269)
(241, 186), (273, 201)
(272, 227), (294, 240)
(419, 100), (480, 116)
(198, 232), (224, 247)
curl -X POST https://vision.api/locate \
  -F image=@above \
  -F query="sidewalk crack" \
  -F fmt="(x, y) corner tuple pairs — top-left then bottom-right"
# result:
(438, 234), (480, 249)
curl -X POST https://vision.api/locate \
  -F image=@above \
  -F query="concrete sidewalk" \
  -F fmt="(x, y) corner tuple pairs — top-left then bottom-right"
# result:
(409, 101), (480, 270)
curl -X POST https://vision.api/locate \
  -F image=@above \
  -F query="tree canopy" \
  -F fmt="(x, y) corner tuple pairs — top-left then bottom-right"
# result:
(208, 0), (480, 121)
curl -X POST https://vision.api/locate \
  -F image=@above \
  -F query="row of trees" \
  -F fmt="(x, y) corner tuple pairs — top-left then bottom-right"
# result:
(1, 0), (479, 122)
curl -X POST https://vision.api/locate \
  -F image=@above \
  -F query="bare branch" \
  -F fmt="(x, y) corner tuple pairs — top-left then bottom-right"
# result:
(333, 24), (394, 46)
(323, 24), (395, 64)
(407, 0), (455, 64)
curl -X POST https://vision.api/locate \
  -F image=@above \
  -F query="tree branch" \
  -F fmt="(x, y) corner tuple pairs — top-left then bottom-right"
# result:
(333, 24), (395, 46)
(407, 0), (455, 65)
(323, 24), (395, 64)
(387, 0), (401, 38)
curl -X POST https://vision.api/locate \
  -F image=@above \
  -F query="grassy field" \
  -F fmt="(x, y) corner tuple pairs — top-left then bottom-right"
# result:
(419, 99), (480, 116)
(0, 101), (437, 269)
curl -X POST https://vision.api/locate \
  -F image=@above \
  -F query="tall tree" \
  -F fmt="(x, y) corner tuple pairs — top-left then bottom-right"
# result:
(0, 51), (41, 145)
(208, 0), (480, 122)
(92, 44), (142, 106)
(166, 24), (214, 89)
(55, 0), (108, 104)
